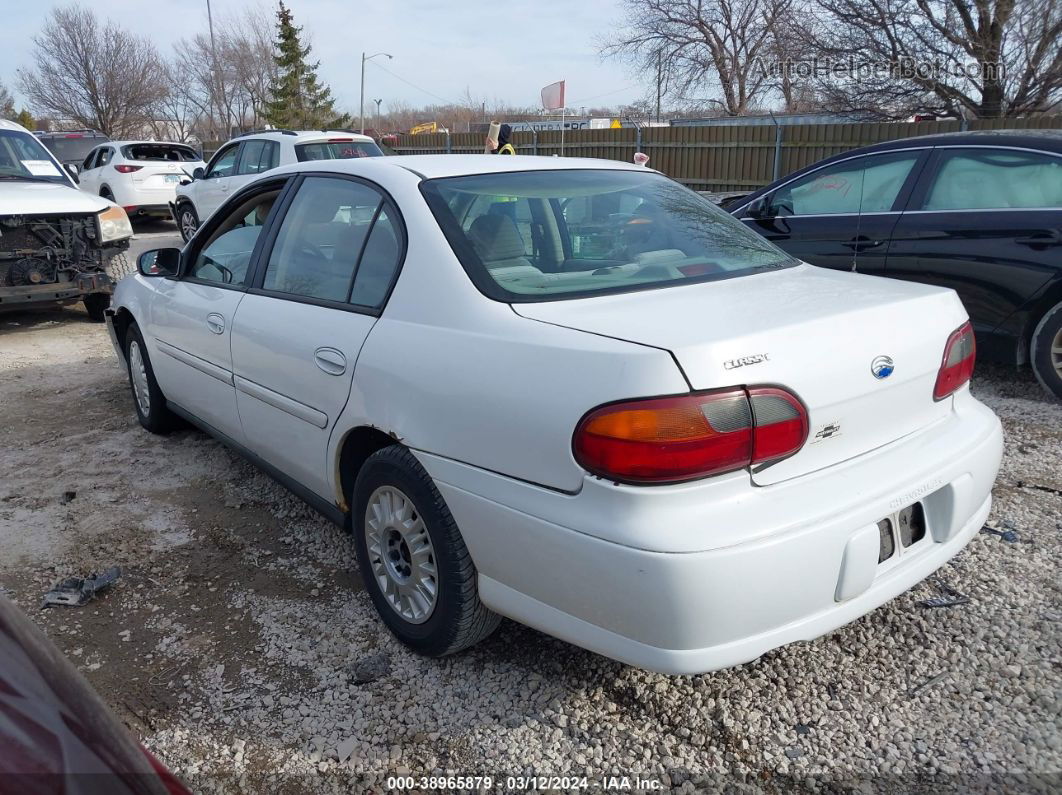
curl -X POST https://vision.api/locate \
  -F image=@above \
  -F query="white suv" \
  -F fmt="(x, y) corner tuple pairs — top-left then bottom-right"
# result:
(78, 140), (205, 220)
(172, 129), (383, 241)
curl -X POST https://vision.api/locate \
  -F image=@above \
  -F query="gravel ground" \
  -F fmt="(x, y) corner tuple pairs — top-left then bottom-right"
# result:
(0, 289), (1058, 793)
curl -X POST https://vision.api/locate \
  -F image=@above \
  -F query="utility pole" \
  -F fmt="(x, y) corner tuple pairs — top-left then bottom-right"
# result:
(206, 0), (220, 140)
(374, 98), (383, 128)
(360, 52), (392, 134)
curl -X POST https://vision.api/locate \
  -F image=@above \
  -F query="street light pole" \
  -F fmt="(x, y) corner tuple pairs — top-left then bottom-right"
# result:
(360, 52), (392, 134)
(206, 0), (220, 140)
(374, 98), (383, 127)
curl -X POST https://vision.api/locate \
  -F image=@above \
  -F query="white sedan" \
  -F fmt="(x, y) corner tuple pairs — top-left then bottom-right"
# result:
(106, 155), (1002, 674)
(78, 141), (204, 219)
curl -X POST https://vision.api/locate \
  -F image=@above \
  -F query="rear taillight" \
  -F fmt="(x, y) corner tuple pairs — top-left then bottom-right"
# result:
(573, 386), (808, 484)
(934, 321), (976, 400)
(115, 164), (143, 173)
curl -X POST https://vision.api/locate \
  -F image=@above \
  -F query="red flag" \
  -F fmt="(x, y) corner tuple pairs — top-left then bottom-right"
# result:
(541, 80), (565, 110)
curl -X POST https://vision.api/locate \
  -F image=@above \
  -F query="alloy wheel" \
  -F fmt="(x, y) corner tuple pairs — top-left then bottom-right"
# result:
(128, 341), (151, 415)
(364, 485), (438, 624)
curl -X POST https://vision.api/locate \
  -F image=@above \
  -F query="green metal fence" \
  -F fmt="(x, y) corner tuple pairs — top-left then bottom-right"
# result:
(389, 116), (1062, 192)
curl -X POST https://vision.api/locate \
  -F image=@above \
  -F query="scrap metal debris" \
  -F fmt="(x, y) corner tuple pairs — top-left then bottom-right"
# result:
(981, 524), (1019, 543)
(917, 578), (970, 609)
(42, 567), (120, 608)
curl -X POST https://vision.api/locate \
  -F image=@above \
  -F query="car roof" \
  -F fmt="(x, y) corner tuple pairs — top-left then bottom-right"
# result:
(265, 154), (650, 182)
(109, 140), (198, 147)
(844, 128), (1062, 156)
(0, 119), (35, 135)
(34, 128), (108, 138)
(235, 129), (378, 144)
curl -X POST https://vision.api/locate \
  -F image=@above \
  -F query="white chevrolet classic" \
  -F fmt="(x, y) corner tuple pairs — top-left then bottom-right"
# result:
(107, 155), (1002, 674)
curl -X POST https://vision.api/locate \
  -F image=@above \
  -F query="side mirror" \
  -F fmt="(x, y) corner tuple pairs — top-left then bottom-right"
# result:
(745, 196), (773, 220)
(138, 248), (180, 277)
(192, 167), (205, 181)
(64, 164), (80, 184)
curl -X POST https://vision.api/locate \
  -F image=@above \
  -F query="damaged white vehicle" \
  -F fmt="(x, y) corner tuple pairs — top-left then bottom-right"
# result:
(0, 120), (133, 321)
(107, 155), (1002, 674)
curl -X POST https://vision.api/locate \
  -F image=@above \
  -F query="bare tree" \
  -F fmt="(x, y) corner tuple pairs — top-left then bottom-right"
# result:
(802, 0), (1062, 118)
(171, 5), (277, 142)
(17, 4), (166, 136)
(603, 0), (798, 115)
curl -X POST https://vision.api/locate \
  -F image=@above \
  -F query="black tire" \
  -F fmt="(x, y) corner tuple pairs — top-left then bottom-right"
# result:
(1030, 301), (1062, 401)
(176, 203), (199, 242)
(105, 250), (134, 281)
(83, 293), (109, 322)
(352, 445), (500, 657)
(124, 323), (178, 433)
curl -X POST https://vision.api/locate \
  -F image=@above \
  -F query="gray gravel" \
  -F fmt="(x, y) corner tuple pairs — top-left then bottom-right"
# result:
(0, 306), (1058, 793)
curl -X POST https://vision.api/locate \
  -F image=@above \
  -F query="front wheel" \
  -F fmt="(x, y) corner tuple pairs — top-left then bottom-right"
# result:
(125, 323), (178, 433)
(177, 204), (199, 242)
(352, 446), (500, 657)
(1031, 301), (1062, 401)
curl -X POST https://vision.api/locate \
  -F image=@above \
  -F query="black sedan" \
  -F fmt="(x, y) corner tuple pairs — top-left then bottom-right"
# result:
(729, 130), (1062, 400)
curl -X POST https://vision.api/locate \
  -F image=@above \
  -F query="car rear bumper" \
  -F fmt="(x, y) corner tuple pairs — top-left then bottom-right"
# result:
(122, 203), (171, 217)
(415, 391), (1003, 674)
(0, 273), (114, 311)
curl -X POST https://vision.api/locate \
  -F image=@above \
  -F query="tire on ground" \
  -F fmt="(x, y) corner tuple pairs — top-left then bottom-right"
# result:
(1030, 301), (1062, 401)
(352, 445), (501, 657)
(82, 293), (109, 322)
(125, 322), (179, 433)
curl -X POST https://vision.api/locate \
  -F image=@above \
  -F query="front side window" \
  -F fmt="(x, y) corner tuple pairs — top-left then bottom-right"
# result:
(422, 169), (795, 301)
(189, 190), (278, 284)
(294, 140), (383, 162)
(0, 130), (69, 184)
(262, 176), (395, 304)
(771, 153), (920, 216)
(206, 144), (239, 179)
(82, 149), (99, 171)
(924, 149), (1062, 210)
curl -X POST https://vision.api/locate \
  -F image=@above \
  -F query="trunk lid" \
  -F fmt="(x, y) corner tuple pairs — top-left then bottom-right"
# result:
(514, 264), (968, 485)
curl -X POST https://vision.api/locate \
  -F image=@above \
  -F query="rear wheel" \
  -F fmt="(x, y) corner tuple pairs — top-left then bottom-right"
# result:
(352, 446), (500, 657)
(177, 203), (199, 242)
(1031, 301), (1062, 401)
(125, 323), (178, 433)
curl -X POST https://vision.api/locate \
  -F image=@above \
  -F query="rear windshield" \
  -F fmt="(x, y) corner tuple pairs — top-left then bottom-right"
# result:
(38, 134), (104, 162)
(0, 130), (70, 184)
(121, 143), (200, 162)
(295, 140), (383, 162)
(421, 169), (796, 302)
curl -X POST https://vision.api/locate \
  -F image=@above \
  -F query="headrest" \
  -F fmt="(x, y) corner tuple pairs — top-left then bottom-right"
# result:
(467, 214), (526, 262)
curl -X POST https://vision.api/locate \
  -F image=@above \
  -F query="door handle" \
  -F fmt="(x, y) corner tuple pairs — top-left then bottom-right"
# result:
(843, 235), (885, 252)
(313, 347), (347, 376)
(1015, 229), (1062, 247)
(206, 313), (225, 334)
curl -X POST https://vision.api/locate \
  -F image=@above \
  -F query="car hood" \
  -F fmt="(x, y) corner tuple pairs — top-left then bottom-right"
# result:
(0, 181), (112, 216)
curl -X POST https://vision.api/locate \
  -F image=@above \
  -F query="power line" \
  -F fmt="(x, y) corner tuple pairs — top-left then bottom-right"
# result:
(368, 60), (459, 106)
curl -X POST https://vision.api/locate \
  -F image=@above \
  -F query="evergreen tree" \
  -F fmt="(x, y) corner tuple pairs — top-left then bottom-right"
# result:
(263, 2), (348, 129)
(15, 109), (35, 130)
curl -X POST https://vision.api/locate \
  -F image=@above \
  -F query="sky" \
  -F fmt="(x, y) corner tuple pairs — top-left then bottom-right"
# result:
(1, 0), (648, 117)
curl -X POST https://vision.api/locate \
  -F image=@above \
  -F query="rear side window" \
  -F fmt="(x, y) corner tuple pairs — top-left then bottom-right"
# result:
(422, 169), (795, 302)
(120, 143), (199, 162)
(237, 140), (279, 175)
(295, 140), (383, 161)
(98, 147), (113, 167)
(771, 152), (920, 216)
(262, 176), (400, 307)
(924, 149), (1062, 210)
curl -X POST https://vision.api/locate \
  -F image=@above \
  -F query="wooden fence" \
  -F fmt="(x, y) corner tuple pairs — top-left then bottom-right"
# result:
(389, 116), (1062, 192)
